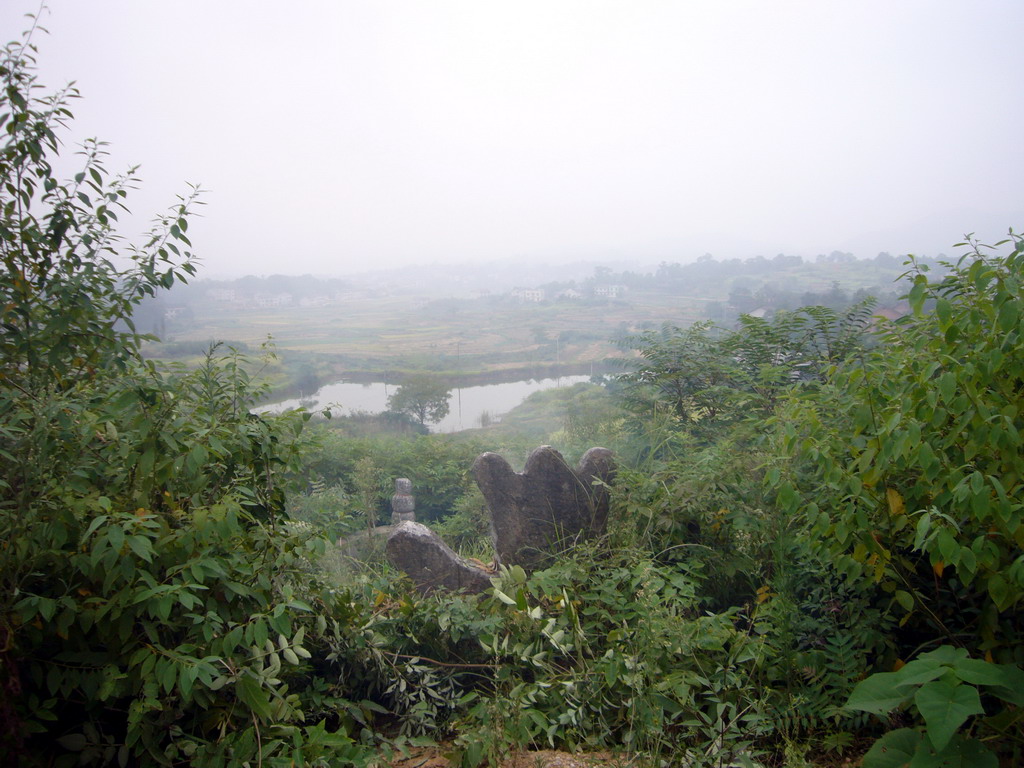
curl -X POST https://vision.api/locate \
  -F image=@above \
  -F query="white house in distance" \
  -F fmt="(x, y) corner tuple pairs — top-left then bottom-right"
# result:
(511, 287), (546, 303)
(593, 285), (625, 299)
(207, 288), (237, 302)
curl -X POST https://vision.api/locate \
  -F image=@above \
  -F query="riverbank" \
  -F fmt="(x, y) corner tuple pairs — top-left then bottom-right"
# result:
(250, 358), (622, 407)
(261, 374), (596, 434)
(314, 361), (617, 386)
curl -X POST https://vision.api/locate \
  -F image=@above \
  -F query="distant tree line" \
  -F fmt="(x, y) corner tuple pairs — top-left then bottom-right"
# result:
(516, 251), (940, 321)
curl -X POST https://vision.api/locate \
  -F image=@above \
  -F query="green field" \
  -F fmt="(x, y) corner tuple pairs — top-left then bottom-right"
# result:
(156, 290), (709, 376)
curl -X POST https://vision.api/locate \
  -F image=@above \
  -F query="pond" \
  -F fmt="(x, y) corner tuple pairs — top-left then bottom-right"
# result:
(261, 375), (591, 432)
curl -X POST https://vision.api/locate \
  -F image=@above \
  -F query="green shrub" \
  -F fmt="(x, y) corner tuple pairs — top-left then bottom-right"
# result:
(776, 234), (1024, 657)
(301, 428), (486, 523)
(847, 645), (1024, 767)
(0, 28), (366, 766)
(474, 550), (776, 764)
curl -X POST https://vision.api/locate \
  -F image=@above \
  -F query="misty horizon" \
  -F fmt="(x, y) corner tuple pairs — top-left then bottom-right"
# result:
(1, 1), (1021, 276)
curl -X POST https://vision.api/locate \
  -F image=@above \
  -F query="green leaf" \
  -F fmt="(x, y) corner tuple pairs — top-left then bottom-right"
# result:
(958, 546), (977, 575)
(937, 372), (956, 403)
(492, 588), (516, 605)
(127, 535), (152, 563)
(894, 590), (914, 612)
(157, 659), (177, 694)
(37, 597), (57, 622)
(925, 733), (999, 768)
(936, 528), (959, 566)
(917, 646), (969, 665)
(286, 598), (313, 613)
(846, 672), (913, 716)
(235, 674), (274, 721)
(888, 658), (945, 688)
(207, 675), (227, 691)
(107, 525), (125, 552)
(56, 733), (89, 751)
(515, 587), (528, 612)
(253, 620), (268, 648)
(861, 728), (922, 768)
(913, 680), (982, 751)
(953, 659), (1024, 705)
(914, 514), (932, 549)
(997, 297), (1019, 331)
(178, 664), (199, 699)
(137, 448), (155, 478)
(908, 278), (928, 314)
(987, 574), (1015, 610)
(222, 625), (244, 655)
(604, 659), (620, 687)
(777, 482), (796, 509)
(81, 515), (109, 541)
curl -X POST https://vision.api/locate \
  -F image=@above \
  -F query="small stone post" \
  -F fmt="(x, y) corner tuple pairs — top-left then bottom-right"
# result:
(390, 478), (415, 524)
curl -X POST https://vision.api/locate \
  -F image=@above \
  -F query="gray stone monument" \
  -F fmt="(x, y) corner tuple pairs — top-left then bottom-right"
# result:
(385, 446), (615, 594)
(473, 445), (615, 570)
(391, 478), (415, 524)
(385, 521), (494, 594)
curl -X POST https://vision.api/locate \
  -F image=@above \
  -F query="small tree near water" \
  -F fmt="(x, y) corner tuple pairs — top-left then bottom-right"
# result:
(387, 373), (452, 426)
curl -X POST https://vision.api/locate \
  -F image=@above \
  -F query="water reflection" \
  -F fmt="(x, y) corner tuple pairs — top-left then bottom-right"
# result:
(262, 376), (590, 432)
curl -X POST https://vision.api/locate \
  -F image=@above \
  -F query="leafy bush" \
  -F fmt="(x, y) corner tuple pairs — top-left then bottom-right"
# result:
(847, 645), (1024, 767)
(0, 27), (365, 766)
(287, 481), (357, 540)
(470, 550), (778, 765)
(619, 303), (874, 437)
(432, 486), (493, 556)
(776, 235), (1024, 657)
(318, 541), (793, 764)
(300, 428), (487, 523)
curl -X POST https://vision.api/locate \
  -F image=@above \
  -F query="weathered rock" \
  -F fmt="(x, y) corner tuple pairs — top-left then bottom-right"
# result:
(391, 478), (415, 524)
(473, 446), (615, 569)
(385, 521), (494, 594)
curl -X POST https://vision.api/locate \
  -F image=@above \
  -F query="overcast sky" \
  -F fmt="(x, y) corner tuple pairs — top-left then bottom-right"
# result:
(3, 1), (1022, 276)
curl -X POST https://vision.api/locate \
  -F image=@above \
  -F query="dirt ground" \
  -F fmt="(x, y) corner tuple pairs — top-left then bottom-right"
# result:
(385, 744), (868, 768)
(389, 747), (630, 768)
